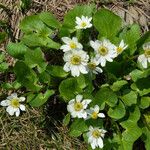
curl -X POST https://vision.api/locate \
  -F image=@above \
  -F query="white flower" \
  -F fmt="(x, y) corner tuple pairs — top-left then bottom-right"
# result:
(0, 93), (26, 117)
(63, 49), (89, 77)
(87, 126), (106, 149)
(86, 105), (105, 120)
(90, 39), (117, 67)
(138, 42), (150, 68)
(67, 95), (92, 119)
(115, 40), (128, 55)
(87, 58), (103, 74)
(75, 16), (92, 29)
(60, 37), (83, 52)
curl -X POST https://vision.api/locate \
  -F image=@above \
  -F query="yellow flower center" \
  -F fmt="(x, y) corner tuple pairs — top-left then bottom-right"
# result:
(98, 46), (108, 56)
(74, 102), (83, 111)
(145, 49), (150, 58)
(88, 62), (96, 70)
(71, 55), (81, 65)
(91, 112), (98, 119)
(10, 99), (20, 108)
(81, 22), (87, 28)
(92, 129), (101, 138)
(70, 42), (77, 49)
(117, 47), (123, 54)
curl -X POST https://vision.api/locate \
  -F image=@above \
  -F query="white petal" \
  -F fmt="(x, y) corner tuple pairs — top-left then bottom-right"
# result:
(76, 17), (81, 23)
(98, 113), (105, 118)
(64, 62), (70, 72)
(72, 37), (78, 42)
(91, 141), (96, 149)
(15, 108), (20, 117)
(82, 111), (87, 119)
(60, 45), (70, 52)
(61, 37), (71, 44)
(119, 40), (124, 47)
(100, 58), (106, 67)
(20, 104), (25, 111)
(89, 126), (94, 131)
(10, 93), (18, 99)
(98, 137), (104, 148)
(94, 105), (99, 113)
(71, 66), (80, 77)
(138, 54), (148, 68)
(95, 67), (103, 73)
(0, 100), (10, 106)
(76, 95), (83, 102)
(6, 106), (15, 116)
(79, 65), (88, 74)
(19, 97), (26, 102)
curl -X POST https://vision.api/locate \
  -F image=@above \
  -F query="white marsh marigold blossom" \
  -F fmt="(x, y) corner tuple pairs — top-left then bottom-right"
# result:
(87, 126), (107, 149)
(75, 16), (92, 29)
(138, 42), (150, 68)
(90, 39), (117, 67)
(115, 40), (128, 55)
(60, 37), (83, 52)
(67, 94), (92, 119)
(87, 58), (103, 74)
(0, 93), (26, 117)
(63, 49), (89, 77)
(86, 105), (105, 120)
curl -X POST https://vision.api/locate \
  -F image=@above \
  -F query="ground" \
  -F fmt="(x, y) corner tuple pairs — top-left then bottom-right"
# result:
(0, 0), (149, 149)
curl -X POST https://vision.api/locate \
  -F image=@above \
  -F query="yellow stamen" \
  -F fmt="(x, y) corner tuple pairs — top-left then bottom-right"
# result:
(92, 129), (101, 138)
(74, 102), (83, 111)
(10, 99), (20, 108)
(71, 55), (81, 65)
(117, 47), (123, 54)
(88, 62), (96, 70)
(70, 42), (77, 49)
(91, 112), (98, 119)
(81, 22), (87, 28)
(145, 49), (150, 58)
(98, 46), (108, 56)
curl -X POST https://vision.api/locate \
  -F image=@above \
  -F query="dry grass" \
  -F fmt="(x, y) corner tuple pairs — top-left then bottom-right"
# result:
(0, 106), (86, 150)
(0, 0), (149, 149)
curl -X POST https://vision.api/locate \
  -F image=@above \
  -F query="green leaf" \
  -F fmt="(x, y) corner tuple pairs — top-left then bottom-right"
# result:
(120, 106), (142, 150)
(20, 15), (45, 33)
(139, 97), (150, 109)
(59, 78), (82, 102)
(119, 24), (141, 55)
(22, 34), (47, 47)
(39, 71), (51, 84)
(24, 48), (47, 73)
(142, 127), (150, 150)
(0, 62), (8, 72)
(46, 65), (68, 78)
(39, 12), (61, 28)
(46, 38), (61, 49)
(130, 69), (143, 82)
(63, 113), (70, 126)
(121, 91), (137, 106)
(111, 80), (128, 92)
(76, 74), (87, 89)
(60, 5), (94, 36)
(108, 101), (126, 119)
(29, 90), (54, 107)
(93, 8), (122, 40)
(69, 119), (88, 137)
(14, 61), (41, 91)
(94, 87), (118, 109)
(7, 42), (27, 59)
